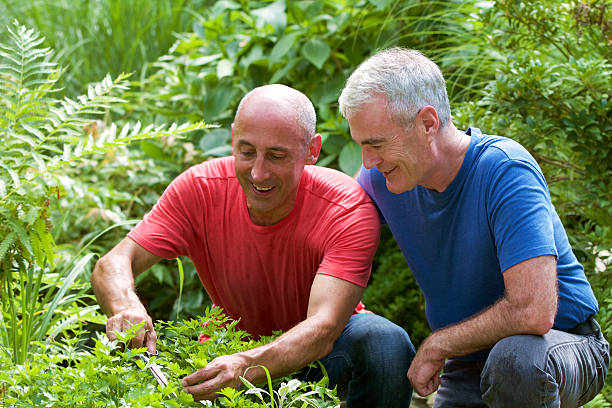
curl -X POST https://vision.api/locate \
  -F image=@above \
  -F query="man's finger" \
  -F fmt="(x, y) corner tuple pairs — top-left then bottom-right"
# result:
(145, 327), (158, 354)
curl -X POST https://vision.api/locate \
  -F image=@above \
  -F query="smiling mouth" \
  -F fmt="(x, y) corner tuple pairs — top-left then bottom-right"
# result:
(251, 182), (274, 193)
(382, 167), (397, 178)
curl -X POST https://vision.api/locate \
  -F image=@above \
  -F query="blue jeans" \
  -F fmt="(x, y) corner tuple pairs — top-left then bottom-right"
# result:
(296, 314), (415, 408)
(433, 320), (610, 407)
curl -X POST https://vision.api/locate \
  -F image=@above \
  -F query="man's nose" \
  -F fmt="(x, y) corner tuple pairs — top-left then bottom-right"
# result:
(362, 149), (381, 170)
(250, 155), (269, 181)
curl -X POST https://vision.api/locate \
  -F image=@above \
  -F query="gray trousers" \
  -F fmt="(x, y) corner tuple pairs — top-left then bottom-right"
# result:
(433, 321), (609, 407)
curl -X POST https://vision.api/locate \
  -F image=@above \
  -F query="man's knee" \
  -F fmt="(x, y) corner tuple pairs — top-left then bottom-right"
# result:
(481, 335), (559, 407)
(348, 315), (414, 354)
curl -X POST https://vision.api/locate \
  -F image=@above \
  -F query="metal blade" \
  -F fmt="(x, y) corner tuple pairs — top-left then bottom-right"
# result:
(140, 352), (178, 398)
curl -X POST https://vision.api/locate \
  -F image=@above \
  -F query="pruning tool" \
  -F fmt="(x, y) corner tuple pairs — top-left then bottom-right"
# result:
(139, 351), (178, 399)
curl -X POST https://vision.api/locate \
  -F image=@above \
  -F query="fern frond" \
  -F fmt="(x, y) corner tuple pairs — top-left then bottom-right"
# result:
(29, 229), (44, 268)
(33, 216), (54, 268)
(0, 232), (16, 261)
(4, 214), (32, 259)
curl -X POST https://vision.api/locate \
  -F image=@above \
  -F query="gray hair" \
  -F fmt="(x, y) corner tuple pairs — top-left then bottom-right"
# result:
(235, 84), (316, 145)
(339, 48), (451, 128)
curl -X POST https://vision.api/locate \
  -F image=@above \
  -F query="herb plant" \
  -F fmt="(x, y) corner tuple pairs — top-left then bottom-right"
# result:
(0, 308), (340, 407)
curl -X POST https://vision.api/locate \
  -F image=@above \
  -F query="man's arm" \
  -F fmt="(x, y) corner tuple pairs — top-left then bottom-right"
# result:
(92, 237), (163, 353)
(181, 274), (363, 401)
(408, 254), (558, 396)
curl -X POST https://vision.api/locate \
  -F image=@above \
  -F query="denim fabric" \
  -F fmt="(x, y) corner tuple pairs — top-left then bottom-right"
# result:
(296, 314), (416, 408)
(433, 323), (609, 407)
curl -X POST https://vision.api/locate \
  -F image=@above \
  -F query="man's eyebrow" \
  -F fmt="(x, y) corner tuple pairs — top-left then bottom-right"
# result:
(236, 140), (289, 153)
(359, 138), (386, 146)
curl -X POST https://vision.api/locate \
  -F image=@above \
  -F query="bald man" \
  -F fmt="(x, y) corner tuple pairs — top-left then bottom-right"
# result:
(92, 84), (415, 407)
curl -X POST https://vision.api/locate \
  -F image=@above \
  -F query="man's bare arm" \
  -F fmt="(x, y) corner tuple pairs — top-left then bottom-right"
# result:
(181, 274), (363, 401)
(408, 255), (558, 396)
(91, 237), (162, 352)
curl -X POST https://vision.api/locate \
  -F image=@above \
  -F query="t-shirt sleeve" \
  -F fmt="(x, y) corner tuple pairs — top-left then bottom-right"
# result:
(128, 169), (201, 259)
(487, 158), (558, 272)
(316, 200), (381, 287)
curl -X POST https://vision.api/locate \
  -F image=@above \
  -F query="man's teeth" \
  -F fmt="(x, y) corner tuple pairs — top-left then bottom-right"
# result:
(254, 185), (273, 192)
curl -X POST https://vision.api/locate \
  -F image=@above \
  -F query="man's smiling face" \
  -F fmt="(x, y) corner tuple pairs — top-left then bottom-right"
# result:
(348, 95), (433, 194)
(232, 96), (313, 226)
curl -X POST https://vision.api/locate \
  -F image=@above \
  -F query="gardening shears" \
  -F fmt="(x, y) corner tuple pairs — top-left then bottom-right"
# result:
(139, 351), (178, 398)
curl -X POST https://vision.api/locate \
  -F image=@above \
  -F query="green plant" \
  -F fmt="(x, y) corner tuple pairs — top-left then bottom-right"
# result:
(0, 20), (208, 364)
(0, 309), (339, 407)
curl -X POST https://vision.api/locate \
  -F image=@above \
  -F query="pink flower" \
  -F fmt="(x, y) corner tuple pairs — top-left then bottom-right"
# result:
(199, 334), (211, 343)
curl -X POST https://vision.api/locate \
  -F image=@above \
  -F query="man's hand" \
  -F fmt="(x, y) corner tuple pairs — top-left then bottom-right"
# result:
(407, 334), (445, 397)
(106, 307), (157, 353)
(181, 354), (251, 401)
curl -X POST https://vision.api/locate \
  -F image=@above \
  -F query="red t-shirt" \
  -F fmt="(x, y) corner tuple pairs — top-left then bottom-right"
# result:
(128, 157), (380, 336)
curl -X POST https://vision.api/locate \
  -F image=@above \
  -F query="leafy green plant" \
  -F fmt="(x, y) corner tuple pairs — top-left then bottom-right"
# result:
(0, 309), (340, 407)
(0, 20), (208, 364)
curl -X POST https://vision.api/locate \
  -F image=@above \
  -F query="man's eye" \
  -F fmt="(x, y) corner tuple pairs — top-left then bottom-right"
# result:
(240, 150), (255, 157)
(269, 154), (286, 160)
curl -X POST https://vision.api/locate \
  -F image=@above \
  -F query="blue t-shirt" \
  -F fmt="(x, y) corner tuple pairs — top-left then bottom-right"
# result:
(358, 128), (598, 355)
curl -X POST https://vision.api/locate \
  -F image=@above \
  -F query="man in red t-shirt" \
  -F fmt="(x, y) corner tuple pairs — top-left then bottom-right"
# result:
(92, 84), (415, 407)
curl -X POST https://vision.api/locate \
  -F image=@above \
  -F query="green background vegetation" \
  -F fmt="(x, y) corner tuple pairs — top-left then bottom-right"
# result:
(0, 0), (610, 405)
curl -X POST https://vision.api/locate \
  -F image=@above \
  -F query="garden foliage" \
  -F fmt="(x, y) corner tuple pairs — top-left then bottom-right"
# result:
(0, 20), (208, 365)
(0, 0), (610, 404)
(0, 308), (339, 407)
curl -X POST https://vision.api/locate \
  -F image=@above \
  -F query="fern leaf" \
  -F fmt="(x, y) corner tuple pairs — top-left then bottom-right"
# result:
(0, 163), (21, 189)
(62, 144), (71, 162)
(25, 207), (39, 226)
(0, 180), (6, 197)
(5, 214), (32, 258)
(34, 216), (54, 267)
(20, 123), (45, 140)
(41, 228), (55, 268)
(0, 231), (16, 261)
(29, 229), (44, 268)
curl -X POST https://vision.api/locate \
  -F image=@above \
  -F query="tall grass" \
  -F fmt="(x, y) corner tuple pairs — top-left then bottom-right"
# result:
(0, 0), (210, 96)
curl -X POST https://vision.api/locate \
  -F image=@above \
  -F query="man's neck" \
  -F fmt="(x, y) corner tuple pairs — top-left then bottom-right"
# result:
(426, 124), (470, 193)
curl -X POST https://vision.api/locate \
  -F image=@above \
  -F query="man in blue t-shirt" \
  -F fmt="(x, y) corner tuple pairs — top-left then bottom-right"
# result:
(338, 47), (609, 407)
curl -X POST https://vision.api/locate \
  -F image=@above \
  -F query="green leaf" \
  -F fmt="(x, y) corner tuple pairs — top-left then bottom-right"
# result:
(301, 38), (330, 69)
(203, 80), (236, 121)
(0, 231), (15, 261)
(199, 128), (231, 152)
(367, 0), (395, 10)
(321, 133), (346, 155)
(269, 32), (300, 66)
(252, 1), (287, 32)
(338, 141), (362, 177)
(140, 140), (171, 162)
(216, 59), (234, 79)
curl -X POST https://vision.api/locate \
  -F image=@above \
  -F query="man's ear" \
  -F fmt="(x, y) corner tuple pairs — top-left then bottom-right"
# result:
(306, 134), (322, 165)
(230, 123), (236, 154)
(417, 106), (439, 136)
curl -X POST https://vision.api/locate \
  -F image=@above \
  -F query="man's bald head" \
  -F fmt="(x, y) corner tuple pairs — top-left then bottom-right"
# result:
(234, 84), (316, 147)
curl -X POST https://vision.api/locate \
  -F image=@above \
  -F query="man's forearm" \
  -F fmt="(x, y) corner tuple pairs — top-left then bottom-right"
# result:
(92, 255), (139, 317)
(238, 315), (342, 383)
